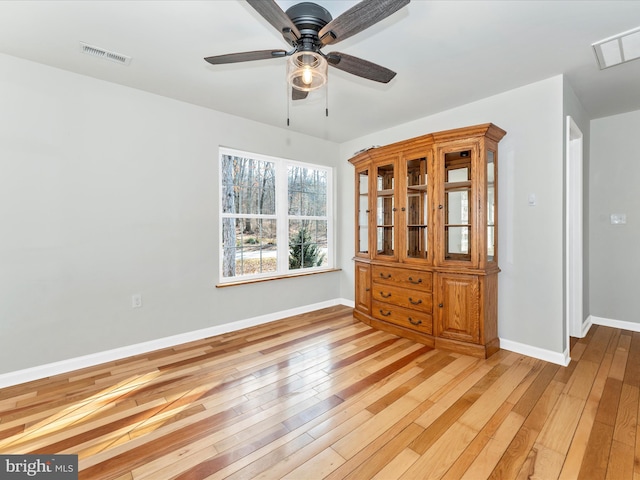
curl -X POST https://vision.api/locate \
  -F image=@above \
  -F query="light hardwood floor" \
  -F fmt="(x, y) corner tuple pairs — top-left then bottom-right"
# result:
(0, 305), (638, 479)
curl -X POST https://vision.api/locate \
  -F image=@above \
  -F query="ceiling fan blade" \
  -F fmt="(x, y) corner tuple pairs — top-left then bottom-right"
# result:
(292, 88), (309, 101)
(326, 52), (396, 83)
(318, 0), (410, 46)
(246, 0), (301, 46)
(205, 49), (287, 65)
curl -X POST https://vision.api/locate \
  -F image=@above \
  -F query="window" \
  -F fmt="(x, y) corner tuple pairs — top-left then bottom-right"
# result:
(219, 147), (333, 283)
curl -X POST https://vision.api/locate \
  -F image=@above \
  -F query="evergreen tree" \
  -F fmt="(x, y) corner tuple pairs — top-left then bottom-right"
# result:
(289, 227), (325, 269)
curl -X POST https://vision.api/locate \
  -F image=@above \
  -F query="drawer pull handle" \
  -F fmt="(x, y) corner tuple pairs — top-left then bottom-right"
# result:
(439, 303), (444, 308)
(380, 309), (391, 317)
(408, 277), (422, 284)
(409, 298), (422, 305)
(365, 288), (370, 292)
(380, 292), (392, 298)
(379, 273), (392, 279)
(409, 317), (422, 326)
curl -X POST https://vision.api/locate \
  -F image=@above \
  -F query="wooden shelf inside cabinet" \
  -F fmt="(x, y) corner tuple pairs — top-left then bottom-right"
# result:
(444, 181), (472, 191)
(349, 122), (506, 359)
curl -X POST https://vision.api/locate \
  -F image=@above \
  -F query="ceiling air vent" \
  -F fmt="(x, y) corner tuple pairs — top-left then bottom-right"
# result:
(79, 42), (132, 66)
(592, 26), (640, 70)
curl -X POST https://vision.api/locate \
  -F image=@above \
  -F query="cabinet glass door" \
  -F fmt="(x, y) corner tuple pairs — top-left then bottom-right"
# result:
(375, 162), (395, 257)
(406, 157), (428, 259)
(444, 151), (472, 261)
(357, 168), (369, 255)
(487, 150), (496, 262)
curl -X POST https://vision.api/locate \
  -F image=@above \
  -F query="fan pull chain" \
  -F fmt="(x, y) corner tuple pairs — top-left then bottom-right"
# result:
(286, 82), (291, 127)
(325, 82), (329, 117)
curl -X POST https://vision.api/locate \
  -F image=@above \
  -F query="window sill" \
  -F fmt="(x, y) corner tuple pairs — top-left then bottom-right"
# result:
(216, 268), (342, 288)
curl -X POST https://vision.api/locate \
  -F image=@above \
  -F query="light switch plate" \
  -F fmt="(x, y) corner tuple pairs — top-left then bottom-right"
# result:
(610, 213), (627, 225)
(132, 294), (142, 308)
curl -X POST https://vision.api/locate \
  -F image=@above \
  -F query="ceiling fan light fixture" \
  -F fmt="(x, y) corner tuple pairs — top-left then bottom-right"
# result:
(287, 51), (327, 92)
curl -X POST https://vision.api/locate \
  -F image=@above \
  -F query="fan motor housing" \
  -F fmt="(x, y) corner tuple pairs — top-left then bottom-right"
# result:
(286, 2), (332, 32)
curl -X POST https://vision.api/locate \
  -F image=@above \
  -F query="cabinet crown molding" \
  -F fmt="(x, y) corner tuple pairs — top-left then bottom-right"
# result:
(349, 123), (506, 166)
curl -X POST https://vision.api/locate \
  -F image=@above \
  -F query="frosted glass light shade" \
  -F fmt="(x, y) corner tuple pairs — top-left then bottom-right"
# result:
(287, 51), (327, 92)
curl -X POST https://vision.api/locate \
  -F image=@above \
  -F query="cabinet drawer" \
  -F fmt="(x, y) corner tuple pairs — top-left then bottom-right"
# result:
(372, 284), (432, 313)
(372, 300), (433, 335)
(372, 265), (432, 291)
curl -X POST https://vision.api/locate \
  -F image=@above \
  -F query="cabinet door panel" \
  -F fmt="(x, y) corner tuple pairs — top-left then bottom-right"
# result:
(436, 273), (480, 343)
(373, 158), (398, 260)
(435, 145), (479, 268)
(356, 167), (371, 257)
(355, 263), (371, 314)
(405, 155), (430, 261)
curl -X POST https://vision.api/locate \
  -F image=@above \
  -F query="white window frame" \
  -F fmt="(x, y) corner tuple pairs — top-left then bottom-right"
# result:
(218, 147), (334, 284)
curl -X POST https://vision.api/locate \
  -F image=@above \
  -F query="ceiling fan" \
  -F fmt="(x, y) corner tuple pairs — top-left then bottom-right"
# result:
(204, 0), (410, 100)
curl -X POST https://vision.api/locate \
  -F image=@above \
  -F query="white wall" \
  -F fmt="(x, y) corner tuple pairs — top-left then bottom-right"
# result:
(0, 49), (572, 376)
(590, 109), (640, 324)
(338, 76), (566, 356)
(0, 53), (341, 375)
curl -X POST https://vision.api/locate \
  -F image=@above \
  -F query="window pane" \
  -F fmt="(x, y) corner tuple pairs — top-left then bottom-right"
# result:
(375, 162), (395, 256)
(289, 219), (328, 270)
(407, 157), (428, 259)
(221, 155), (275, 214)
(222, 217), (277, 277)
(445, 226), (470, 260)
(487, 150), (496, 262)
(358, 169), (369, 254)
(443, 151), (472, 262)
(314, 193), (327, 216)
(446, 190), (469, 224)
(288, 165), (327, 216)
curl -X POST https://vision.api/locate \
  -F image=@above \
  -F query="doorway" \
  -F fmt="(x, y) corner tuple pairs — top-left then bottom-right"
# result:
(566, 116), (584, 354)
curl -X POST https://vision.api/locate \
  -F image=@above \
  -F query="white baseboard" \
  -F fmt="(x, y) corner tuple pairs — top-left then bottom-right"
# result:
(589, 315), (640, 332)
(8, 298), (604, 388)
(580, 316), (593, 337)
(500, 315), (640, 368)
(341, 298), (355, 308)
(0, 298), (354, 389)
(499, 338), (571, 366)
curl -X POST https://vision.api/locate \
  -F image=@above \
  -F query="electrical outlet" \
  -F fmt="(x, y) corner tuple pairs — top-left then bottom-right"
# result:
(132, 294), (142, 308)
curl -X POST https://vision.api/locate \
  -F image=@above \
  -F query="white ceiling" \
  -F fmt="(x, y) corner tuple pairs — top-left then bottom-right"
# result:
(1, 0), (639, 143)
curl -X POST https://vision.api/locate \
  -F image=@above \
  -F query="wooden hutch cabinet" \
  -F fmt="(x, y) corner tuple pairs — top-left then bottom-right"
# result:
(350, 123), (506, 358)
